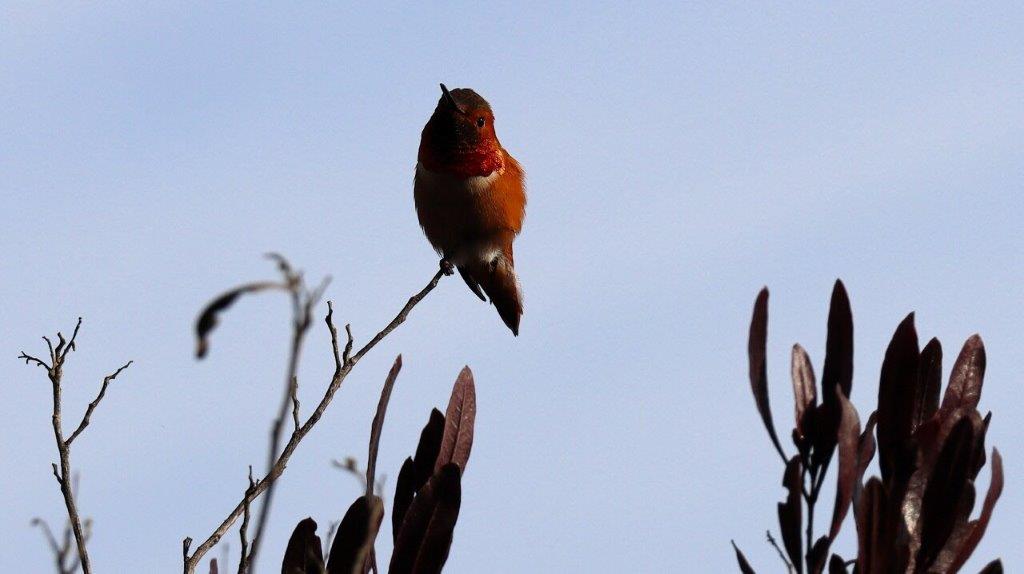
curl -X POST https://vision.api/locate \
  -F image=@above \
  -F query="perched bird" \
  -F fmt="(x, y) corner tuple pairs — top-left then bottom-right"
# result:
(414, 84), (527, 335)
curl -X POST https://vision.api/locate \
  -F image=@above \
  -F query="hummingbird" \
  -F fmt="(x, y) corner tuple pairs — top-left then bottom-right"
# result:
(415, 84), (526, 335)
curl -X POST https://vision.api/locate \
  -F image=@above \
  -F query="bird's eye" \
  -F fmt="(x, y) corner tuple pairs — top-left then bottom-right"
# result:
(476, 117), (486, 128)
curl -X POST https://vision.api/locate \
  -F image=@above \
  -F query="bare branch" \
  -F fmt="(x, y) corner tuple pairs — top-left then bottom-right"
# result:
(182, 269), (444, 574)
(20, 319), (131, 574)
(65, 361), (132, 447)
(19, 352), (50, 369)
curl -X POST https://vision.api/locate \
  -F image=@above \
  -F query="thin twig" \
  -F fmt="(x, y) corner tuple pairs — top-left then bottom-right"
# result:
(182, 269), (445, 574)
(66, 361), (132, 446)
(766, 530), (795, 574)
(290, 376), (301, 433)
(32, 518), (71, 574)
(237, 467), (256, 574)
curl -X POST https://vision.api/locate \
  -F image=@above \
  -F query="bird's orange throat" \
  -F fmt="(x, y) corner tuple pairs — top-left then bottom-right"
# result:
(418, 143), (504, 178)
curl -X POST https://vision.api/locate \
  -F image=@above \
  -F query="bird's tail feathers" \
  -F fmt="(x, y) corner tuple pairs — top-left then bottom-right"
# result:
(464, 250), (522, 336)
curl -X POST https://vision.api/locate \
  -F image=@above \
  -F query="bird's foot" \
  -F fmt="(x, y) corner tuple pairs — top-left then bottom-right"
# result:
(439, 258), (455, 276)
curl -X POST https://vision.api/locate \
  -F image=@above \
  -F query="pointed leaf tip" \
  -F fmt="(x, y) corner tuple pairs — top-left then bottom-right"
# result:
(748, 288), (786, 462)
(435, 367), (477, 474)
(731, 541), (757, 574)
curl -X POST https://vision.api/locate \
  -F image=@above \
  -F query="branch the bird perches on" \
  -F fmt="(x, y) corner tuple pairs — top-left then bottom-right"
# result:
(182, 262), (445, 574)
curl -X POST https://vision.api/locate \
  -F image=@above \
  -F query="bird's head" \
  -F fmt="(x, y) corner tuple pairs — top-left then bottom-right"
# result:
(418, 84), (503, 177)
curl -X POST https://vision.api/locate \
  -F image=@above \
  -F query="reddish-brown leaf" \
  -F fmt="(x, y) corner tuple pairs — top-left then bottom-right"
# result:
(282, 517), (325, 574)
(852, 411), (877, 510)
(914, 417), (977, 572)
(939, 335), (986, 418)
(950, 449), (1004, 572)
(778, 456), (803, 574)
(748, 288), (787, 462)
(812, 281), (854, 473)
(808, 536), (830, 574)
(931, 481), (977, 572)
(856, 478), (893, 574)
(434, 367), (476, 474)
(326, 496), (383, 574)
(876, 313), (920, 487)
(390, 464), (463, 574)
(366, 355), (402, 497)
(731, 541), (757, 574)
(392, 457), (416, 544)
(413, 409), (445, 491)
(968, 413), (992, 480)
(829, 387), (861, 541)
(913, 338), (942, 432)
(411, 464), (463, 574)
(821, 280), (854, 406)
(791, 344), (817, 439)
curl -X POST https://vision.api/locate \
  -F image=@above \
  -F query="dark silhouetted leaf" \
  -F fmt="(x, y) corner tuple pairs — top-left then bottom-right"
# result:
(194, 281), (283, 358)
(778, 456), (803, 574)
(326, 496), (383, 574)
(827, 555), (848, 574)
(366, 355), (402, 497)
(411, 464), (463, 574)
(978, 559), (1003, 574)
(812, 280), (853, 474)
(821, 280), (853, 406)
(808, 536), (830, 574)
(748, 288), (787, 462)
(968, 413), (992, 480)
(731, 541), (757, 574)
(876, 313), (920, 486)
(856, 477), (904, 574)
(282, 517), (325, 574)
(931, 480), (977, 572)
(939, 335), (986, 418)
(791, 344), (817, 440)
(950, 449), (1004, 572)
(914, 338), (942, 432)
(413, 409), (445, 491)
(830, 387), (861, 541)
(434, 367), (476, 474)
(209, 558), (219, 574)
(915, 417), (976, 572)
(852, 411), (877, 509)
(392, 457), (416, 544)
(390, 464), (463, 574)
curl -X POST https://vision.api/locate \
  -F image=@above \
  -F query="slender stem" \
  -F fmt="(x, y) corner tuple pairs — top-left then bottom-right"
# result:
(182, 270), (444, 574)
(248, 271), (328, 572)
(49, 360), (89, 574)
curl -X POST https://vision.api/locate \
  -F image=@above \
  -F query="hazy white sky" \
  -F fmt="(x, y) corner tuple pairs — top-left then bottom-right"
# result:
(2, 2), (1022, 572)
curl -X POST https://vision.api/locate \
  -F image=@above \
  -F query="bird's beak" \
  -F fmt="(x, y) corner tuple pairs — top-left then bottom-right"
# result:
(439, 83), (465, 114)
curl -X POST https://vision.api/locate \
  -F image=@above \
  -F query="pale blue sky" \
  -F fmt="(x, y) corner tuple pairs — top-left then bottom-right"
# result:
(2, 2), (1022, 572)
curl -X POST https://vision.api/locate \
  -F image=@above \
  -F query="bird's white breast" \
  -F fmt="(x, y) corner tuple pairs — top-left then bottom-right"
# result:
(415, 162), (501, 195)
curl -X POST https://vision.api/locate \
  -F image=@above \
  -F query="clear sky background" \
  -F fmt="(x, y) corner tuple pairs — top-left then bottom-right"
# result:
(2, 2), (1022, 572)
